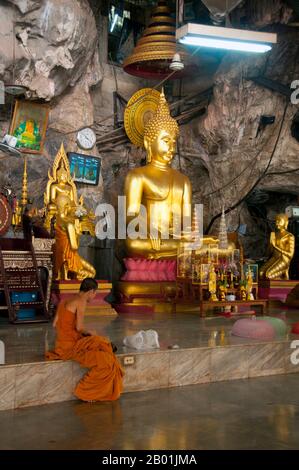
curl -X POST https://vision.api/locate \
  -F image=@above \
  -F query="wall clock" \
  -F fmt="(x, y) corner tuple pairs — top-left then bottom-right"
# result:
(76, 127), (97, 150)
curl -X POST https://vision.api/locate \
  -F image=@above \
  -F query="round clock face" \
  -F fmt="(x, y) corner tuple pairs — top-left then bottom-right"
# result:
(77, 128), (97, 150)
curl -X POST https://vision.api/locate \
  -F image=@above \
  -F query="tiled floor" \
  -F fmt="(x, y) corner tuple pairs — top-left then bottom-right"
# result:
(0, 308), (298, 365)
(1, 375), (299, 449)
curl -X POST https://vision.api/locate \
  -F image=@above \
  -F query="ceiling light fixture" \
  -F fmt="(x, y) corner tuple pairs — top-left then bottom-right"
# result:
(169, 53), (184, 71)
(110, 13), (118, 33)
(176, 24), (277, 54)
(5, 84), (28, 96)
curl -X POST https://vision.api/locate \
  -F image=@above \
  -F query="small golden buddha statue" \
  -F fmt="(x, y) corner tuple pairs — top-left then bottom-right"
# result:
(218, 284), (227, 301)
(260, 214), (295, 280)
(44, 143), (96, 281)
(124, 90), (192, 259)
(12, 200), (22, 228)
(240, 284), (247, 301)
(208, 265), (218, 301)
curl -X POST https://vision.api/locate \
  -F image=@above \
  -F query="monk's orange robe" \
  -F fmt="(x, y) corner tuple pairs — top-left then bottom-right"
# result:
(46, 302), (124, 401)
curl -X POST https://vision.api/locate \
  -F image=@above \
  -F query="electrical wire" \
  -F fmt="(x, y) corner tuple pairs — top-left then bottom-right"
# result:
(204, 38), (299, 234)
(266, 166), (299, 176)
(205, 96), (290, 234)
(200, 149), (263, 199)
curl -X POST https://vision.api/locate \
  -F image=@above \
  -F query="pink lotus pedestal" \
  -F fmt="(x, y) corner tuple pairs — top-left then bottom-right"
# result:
(115, 258), (177, 314)
(51, 280), (117, 316)
(121, 258), (177, 282)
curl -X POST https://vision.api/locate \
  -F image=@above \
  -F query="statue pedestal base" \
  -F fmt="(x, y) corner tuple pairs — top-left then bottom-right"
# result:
(259, 279), (299, 305)
(51, 280), (117, 316)
(115, 281), (177, 314)
(115, 259), (203, 314)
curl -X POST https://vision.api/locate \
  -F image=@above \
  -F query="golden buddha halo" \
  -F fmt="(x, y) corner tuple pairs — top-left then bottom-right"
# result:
(144, 89), (179, 144)
(124, 88), (160, 148)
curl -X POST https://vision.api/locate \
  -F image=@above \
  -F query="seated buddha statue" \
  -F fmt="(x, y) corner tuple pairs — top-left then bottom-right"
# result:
(45, 166), (76, 229)
(124, 90), (192, 259)
(260, 214), (295, 280)
(44, 143), (96, 280)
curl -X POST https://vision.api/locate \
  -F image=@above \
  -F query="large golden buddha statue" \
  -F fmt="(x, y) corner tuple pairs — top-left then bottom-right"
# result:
(124, 90), (192, 259)
(44, 143), (96, 280)
(260, 214), (295, 280)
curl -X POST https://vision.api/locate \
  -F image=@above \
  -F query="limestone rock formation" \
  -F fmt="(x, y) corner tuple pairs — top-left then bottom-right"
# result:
(0, 0), (102, 212)
(0, 0), (100, 100)
(179, 27), (299, 256)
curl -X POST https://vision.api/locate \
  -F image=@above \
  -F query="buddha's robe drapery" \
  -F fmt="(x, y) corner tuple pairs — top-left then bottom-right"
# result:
(46, 302), (124, 401)
(54, 224), (83, 275)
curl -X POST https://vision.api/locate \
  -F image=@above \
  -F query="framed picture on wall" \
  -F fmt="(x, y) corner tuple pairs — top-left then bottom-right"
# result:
(243, 264), (259, 283)
(192, 259), (201, 284)
(9, 100), (49, 154)
(208, 243), (219, 265)
(200, 263), (211, 285)
(68, 152), (101, 186)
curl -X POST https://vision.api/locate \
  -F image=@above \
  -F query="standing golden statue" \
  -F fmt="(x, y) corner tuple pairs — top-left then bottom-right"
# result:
(124, 90), (192, 259)
(246, 267), (254, 300)
(260, 214), (295, 280)
(44, 143), (96, 280)
(208, 264), (218, 301)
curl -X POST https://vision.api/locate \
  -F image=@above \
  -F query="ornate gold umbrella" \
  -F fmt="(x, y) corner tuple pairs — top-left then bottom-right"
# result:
(123, 0), (198, 79)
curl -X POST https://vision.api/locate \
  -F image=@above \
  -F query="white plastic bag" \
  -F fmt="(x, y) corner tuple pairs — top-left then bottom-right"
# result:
(123, 330), (160, 350)
(143, 330), (160, 349)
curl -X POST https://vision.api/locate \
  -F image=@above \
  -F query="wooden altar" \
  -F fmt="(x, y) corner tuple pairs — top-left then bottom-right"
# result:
(0, 237), (54, 321)
(175, 277), (268, 317)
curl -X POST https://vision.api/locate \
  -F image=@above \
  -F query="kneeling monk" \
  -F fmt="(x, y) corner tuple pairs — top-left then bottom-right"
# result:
(46, 278), (123, 401)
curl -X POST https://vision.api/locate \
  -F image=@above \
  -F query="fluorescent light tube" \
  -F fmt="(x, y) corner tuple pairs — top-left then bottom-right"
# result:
(110, 13), (118, 33)
(176, 23), (277, 54)
(179, 36), (272, 53)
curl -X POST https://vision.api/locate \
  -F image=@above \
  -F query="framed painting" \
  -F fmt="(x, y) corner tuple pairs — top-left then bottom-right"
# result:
(192, 259), (201, 284)
(200, 263), (211, 285)
(208, 243), (219, 265)
(243, 264), (259, 283)
(68, 153), (101, 186)
(9, 100), (49, 154)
